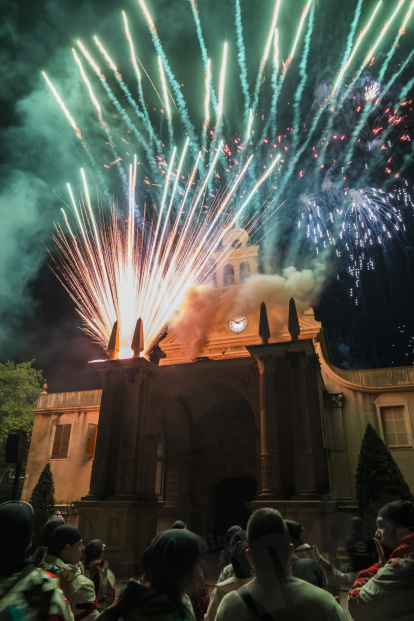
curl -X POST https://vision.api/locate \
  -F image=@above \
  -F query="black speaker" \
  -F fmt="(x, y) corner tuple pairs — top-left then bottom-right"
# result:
(5, 432), (27, 463)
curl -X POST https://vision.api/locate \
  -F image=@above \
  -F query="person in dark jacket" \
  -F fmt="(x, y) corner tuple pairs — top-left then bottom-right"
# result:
(0, 500), (73, 620)
(285, 519), (327, 589)
(30, 516), (65, 566)
(100, 529), (206, 621)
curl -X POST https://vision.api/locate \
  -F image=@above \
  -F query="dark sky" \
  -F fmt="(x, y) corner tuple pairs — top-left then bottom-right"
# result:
(1, 0), (413, 392)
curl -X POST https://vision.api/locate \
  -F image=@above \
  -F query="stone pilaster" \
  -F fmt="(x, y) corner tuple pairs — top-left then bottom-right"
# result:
(323, 392), (352, 502)
(286, 350), (318, 499)
(86, 357), (157, 501)
(255, 355), (282, 498)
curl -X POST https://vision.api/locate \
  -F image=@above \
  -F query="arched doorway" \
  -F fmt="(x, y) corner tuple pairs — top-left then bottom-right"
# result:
(214, 477), (257, 536)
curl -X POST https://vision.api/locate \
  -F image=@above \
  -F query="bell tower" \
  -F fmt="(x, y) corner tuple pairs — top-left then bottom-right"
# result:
(213, 227), (259, 288)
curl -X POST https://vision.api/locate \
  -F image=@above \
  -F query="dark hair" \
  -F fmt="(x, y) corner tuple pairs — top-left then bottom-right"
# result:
(41, 517), (65, 547)
(247, 508), (290, 576)
(225, 525), (243, 546)
(0, 501), (33, 556)
(285, 520), (303, 548)
(145, 530), (205, 617)
(170, 520), (187, 530)
(231, 541), (251, 579)
(84, 539), (104, 562)
(48, 525), (81, 557)
(378, 500), (414, 531)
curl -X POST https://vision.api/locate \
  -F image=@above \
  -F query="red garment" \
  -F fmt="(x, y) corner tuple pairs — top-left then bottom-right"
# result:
(190, 583), (210, 621)
(348, 531), (414, 599)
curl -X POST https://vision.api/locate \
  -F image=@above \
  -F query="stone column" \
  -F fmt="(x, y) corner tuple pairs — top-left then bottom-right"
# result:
(256, 355), (282, 498)
(323, 392), (352, 501)
(113, 361), (153, 499)
(86, 363), (123, 499)
(133, 365), (159, 501)
(286, 350), (319, 499)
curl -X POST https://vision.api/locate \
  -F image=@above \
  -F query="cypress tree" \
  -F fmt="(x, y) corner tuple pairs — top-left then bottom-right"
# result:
(29, 462), (55, 547)
(356, 423), (414, 531)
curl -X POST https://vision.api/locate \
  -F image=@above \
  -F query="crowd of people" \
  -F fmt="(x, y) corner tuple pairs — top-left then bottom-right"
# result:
(0, 497), (413, 620)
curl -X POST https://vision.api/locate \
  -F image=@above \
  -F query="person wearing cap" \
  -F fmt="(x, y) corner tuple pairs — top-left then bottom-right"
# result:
(285, 519), (327, 589)
(30, 515), (65, 566)
(0, 500), (74, 620)
(41, 524), (99, 621)
(348, 499), (414, 620)
(216, 508), (346, 621)
(83, 539), (116, 610)
(205, 540), (252, 621)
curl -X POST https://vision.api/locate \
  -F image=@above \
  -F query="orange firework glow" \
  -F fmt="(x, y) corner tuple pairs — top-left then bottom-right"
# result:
(51, 151), (280, 359)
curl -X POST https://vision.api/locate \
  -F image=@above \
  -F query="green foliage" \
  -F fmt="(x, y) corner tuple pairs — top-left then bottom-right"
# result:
(0, 360), (43, 502)
(0, 360), (44, 421)
(30, 463), (55, 547)
(356, 423), (414, 531)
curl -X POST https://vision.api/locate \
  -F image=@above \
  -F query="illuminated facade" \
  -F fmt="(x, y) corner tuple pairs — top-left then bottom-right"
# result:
(22, 228), (414, 575)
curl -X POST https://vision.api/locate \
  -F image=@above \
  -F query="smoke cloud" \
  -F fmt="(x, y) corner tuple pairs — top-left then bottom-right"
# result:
(172, 264), (327, 359)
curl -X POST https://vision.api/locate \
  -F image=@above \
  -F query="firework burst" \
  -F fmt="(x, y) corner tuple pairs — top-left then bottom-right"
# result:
(43, 0), (414, 357)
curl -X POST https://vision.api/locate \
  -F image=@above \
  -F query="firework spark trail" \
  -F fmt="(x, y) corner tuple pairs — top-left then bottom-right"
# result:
(234, 0), (250, 125)
(47, 1), (414, 352)
(93, 37), (155, 154)
(208, 43), (228, 176)
(72, 51), (129, 193)
(261, 0), (312, 145)
(202, 59), (211, 147)
(251, 0), (282, 117)
(314, 1), (384, 184)
(273, 1), (315, 205)
(158, 55), (174, 144)
(42, 71), (111, 199)
(137, 0), (199, 153)
(332, 1), (383, 95)
(262, 28), (280, 145)
(341, 0), (409, 169)
(92, 35), (167, 183)
(122, 12), (163, 154)
(189, 0), (218, 112)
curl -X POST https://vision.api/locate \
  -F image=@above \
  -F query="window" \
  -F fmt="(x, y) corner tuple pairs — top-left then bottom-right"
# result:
(380, 406), (412, 448)
(240, 261), (251, 282)
(51, 424), (71, 459)
(85, 424), (98, 456)
(223, 264), (235, 285)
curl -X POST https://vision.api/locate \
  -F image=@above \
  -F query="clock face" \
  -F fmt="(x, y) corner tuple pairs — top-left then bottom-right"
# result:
(228, 314), (248, 334)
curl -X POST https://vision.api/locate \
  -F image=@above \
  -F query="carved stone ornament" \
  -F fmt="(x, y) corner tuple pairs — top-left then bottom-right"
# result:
(256, 355), (275, 375)
(285, 350), (306, 369)
(260, 453), (279, 491)
(324, 392), (344, 408)
(308, 353), (321, 369)
(122, 367), (152, 386)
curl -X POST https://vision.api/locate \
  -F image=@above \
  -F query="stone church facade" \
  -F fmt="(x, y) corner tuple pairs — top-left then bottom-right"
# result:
(22, 229), (414, 575)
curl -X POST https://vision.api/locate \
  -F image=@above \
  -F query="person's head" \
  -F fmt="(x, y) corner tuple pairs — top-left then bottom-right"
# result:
(170, 520), (187, 530)
(84, 539), (105, 563)
(0, 501), (34, 568)
(229, 529), (246, 547)
(48, 525), (84, 565)
(247, 508), (292, 577)
(285, 520), (303, 548)
(230, 540), (251, 579)
(41, 517), (65, 547)
(376, 500), (414, 552)
(225, 525), (243, 547)
(145, 529), (205, 601)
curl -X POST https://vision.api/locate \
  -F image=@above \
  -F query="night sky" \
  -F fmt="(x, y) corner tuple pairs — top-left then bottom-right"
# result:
(1, 0), (414, 393)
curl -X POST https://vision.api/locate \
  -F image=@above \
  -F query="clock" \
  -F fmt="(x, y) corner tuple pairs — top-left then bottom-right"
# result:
(228, 314), (248, 334)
